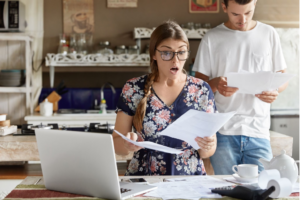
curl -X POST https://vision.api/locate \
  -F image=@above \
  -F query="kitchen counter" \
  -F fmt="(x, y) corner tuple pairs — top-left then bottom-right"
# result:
(0, 131), (293, 176)
(270, 109), (299, 117)
(25, 112), (117, 127)
(0, 135), (133, 163)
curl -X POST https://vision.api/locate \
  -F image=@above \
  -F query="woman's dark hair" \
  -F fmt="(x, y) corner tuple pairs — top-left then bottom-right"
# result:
(223, 0), (253, 7)
(133, 20), (189, 133)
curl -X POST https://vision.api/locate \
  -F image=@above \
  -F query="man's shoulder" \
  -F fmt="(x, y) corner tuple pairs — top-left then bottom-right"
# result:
(256, 21), (277, 34)
(201, 24), (226, 42)
(204, 24), (225, 36)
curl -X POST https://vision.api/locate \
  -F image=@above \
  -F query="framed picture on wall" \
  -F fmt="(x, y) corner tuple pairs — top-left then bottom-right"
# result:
(189, 0), (219, 13)
(63, 0), (94, 34)
(107, 0), (138, 8)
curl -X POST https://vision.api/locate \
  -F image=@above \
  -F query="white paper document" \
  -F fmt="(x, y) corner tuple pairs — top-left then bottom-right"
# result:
(144, 176), (234, 199)
(226, 71), (295, 95)
(159, 110), (236, 149)
(114, 130), (182, 154)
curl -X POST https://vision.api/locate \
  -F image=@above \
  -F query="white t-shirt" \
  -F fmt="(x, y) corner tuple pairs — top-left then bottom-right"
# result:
(192, 21), (287, 139)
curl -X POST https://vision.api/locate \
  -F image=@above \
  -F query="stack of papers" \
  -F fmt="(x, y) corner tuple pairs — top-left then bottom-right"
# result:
(144, 176), (235, 199)
(160, 110), (236, 150)
(226, 71), (295, 95)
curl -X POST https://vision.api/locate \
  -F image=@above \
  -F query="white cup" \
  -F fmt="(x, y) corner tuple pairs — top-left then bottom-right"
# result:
(232, 164), (258, 178)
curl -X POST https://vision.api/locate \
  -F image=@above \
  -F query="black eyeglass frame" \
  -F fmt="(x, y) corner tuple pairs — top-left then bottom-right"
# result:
(156, 49), (190, 61)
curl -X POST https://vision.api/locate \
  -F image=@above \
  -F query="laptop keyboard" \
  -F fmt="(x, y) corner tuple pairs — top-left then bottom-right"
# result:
(120, 188), (132, 194)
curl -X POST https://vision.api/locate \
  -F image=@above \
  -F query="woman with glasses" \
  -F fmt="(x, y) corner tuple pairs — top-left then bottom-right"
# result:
(113, 20), (217, 176)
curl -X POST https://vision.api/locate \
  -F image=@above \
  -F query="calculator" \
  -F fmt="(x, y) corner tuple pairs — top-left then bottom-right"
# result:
(211, 185), (275, 200)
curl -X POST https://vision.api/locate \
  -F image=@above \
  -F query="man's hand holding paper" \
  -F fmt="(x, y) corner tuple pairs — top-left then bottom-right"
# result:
(226, 71), (294, 95)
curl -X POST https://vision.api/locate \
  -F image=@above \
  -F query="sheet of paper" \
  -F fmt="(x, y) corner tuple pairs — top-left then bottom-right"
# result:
(144, 176), (234, 199)
(159, 110), (236, 149)
(226, 71), (295, 94)
(145, 181), (221, 199)
(114, 130), (182, 154)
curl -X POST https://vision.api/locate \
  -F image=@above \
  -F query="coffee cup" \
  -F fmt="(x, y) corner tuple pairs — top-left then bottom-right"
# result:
(232, 164), (258, 178)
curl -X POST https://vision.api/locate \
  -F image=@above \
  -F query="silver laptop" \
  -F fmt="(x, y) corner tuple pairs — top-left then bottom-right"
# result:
(35, 129), (157, 200)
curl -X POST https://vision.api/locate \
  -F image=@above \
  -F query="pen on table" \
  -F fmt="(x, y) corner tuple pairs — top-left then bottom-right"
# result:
(34, 178), (41, 185)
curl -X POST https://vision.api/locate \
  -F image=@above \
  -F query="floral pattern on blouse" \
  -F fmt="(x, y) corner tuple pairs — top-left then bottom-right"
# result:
(116, 75), (217, 176)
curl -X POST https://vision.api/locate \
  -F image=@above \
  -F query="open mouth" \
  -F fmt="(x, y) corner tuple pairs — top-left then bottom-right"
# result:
(170, 67), (179, 74)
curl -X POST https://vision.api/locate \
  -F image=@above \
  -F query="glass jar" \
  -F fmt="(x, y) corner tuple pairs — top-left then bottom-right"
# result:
(97, 41), (113, 55)
(203, 23), (211, 29)
(128, 45), (139, 55)
(195, 23), (202, 29)
(115, 45), (127, 55)
(186, 22), (194, 30)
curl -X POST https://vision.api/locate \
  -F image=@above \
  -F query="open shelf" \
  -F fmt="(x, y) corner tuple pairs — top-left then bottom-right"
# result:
(0, 86), (31, 93)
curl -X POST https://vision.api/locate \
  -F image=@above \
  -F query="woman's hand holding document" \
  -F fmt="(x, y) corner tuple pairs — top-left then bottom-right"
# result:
(159, 110), (236, 150)
(226, 71), (295, 95)
(114, 130), (182, 154)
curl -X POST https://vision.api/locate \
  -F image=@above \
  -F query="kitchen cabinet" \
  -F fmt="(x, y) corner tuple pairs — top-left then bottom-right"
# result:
(270, 110), (299, 161)
(0, 33), (34, 117)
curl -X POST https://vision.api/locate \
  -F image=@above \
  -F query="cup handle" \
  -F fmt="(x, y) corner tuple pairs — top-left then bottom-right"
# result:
(232, 165), (238, 174)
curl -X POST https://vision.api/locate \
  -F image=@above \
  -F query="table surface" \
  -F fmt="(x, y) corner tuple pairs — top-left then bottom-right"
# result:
(3, 176), (300, 200)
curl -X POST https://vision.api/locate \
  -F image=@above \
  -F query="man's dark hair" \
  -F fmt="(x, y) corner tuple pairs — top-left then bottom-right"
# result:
(223, 0), (253, 7)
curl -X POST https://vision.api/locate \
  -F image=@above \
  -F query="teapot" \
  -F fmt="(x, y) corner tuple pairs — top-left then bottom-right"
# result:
(259, 150), (299, 184)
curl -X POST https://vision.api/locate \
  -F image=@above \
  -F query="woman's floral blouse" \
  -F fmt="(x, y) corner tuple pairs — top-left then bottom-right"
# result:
(116, 75), (217, 176)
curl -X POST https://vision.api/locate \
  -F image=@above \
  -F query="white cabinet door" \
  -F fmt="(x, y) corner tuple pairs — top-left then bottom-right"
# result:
(270, 117), (299, 161)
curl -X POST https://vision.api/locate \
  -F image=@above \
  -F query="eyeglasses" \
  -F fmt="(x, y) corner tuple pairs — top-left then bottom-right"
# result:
(156, 49), (190, 61)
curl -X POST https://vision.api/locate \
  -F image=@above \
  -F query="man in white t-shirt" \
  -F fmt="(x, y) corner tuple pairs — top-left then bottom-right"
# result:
(193, 0), (288, 175)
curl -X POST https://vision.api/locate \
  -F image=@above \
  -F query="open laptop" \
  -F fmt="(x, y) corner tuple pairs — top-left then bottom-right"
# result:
(35, 129), (157, 200)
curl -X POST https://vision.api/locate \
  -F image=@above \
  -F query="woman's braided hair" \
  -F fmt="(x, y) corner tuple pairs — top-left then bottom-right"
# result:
(133, 20), (189, 132)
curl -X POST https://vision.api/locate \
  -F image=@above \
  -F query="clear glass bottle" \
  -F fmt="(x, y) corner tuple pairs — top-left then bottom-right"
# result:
(77, 33), (88, 55)
(58, 33), (67, 54)
(97, 41), (114, 55)
(115, 45), (127, 55)
(69, 34), (77, 54)
(128, 45), (139, 55)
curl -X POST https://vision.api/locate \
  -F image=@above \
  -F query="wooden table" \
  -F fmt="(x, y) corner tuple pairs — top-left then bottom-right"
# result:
(3, 176), (299, 200)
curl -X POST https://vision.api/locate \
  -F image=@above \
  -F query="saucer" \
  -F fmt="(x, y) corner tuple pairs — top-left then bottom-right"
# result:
(232, 173), (258, 183)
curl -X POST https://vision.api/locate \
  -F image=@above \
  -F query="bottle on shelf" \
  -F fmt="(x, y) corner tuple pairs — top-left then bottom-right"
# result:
(58, 33), (67, 54)
(69, 33), (77, 54)
(77, 33), (88, 55)
(100, 99), (107, 114)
